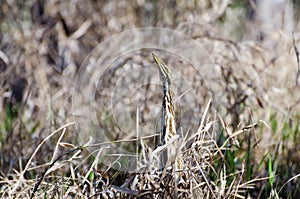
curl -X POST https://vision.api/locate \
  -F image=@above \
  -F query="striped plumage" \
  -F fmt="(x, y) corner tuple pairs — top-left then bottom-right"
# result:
(152, 53), (183, 172)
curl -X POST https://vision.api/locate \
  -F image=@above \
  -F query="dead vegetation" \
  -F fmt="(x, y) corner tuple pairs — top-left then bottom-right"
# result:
(0, 0), (300, 198)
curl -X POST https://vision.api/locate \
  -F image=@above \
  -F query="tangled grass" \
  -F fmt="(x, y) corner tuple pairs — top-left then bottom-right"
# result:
(1, 0), (300, 198)
(1, 101), (269, 198)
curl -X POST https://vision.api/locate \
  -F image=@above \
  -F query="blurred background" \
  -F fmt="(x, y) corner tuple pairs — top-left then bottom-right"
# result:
(0, 0), (300, 197)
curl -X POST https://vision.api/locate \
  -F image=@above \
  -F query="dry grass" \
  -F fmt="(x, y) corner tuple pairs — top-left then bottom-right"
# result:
(0, 101), (265, 198)
(0, 0), (300, 198)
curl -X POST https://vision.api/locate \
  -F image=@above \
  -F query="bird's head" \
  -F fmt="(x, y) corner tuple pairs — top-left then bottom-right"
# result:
(152, 53), (171, 89)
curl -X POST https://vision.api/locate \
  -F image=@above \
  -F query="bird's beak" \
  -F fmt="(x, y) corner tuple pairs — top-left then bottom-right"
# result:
(152, 53), (168, 75)
(152, 53), (161, 66)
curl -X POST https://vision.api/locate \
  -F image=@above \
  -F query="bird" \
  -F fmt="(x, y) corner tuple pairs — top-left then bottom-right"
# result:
(152, 53), (183, 173)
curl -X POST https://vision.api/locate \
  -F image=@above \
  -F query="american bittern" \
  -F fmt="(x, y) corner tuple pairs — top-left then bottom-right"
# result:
(152, 53), (183, 172)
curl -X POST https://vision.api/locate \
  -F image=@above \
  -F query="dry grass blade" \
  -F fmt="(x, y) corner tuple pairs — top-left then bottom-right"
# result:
(11, 122), (75, 195)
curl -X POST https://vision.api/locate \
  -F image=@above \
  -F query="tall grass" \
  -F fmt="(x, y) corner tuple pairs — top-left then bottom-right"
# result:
(0, 0), (300, 198)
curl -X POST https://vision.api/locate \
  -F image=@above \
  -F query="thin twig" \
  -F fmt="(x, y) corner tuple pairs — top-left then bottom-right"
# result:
(292, 32), (300, 86)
